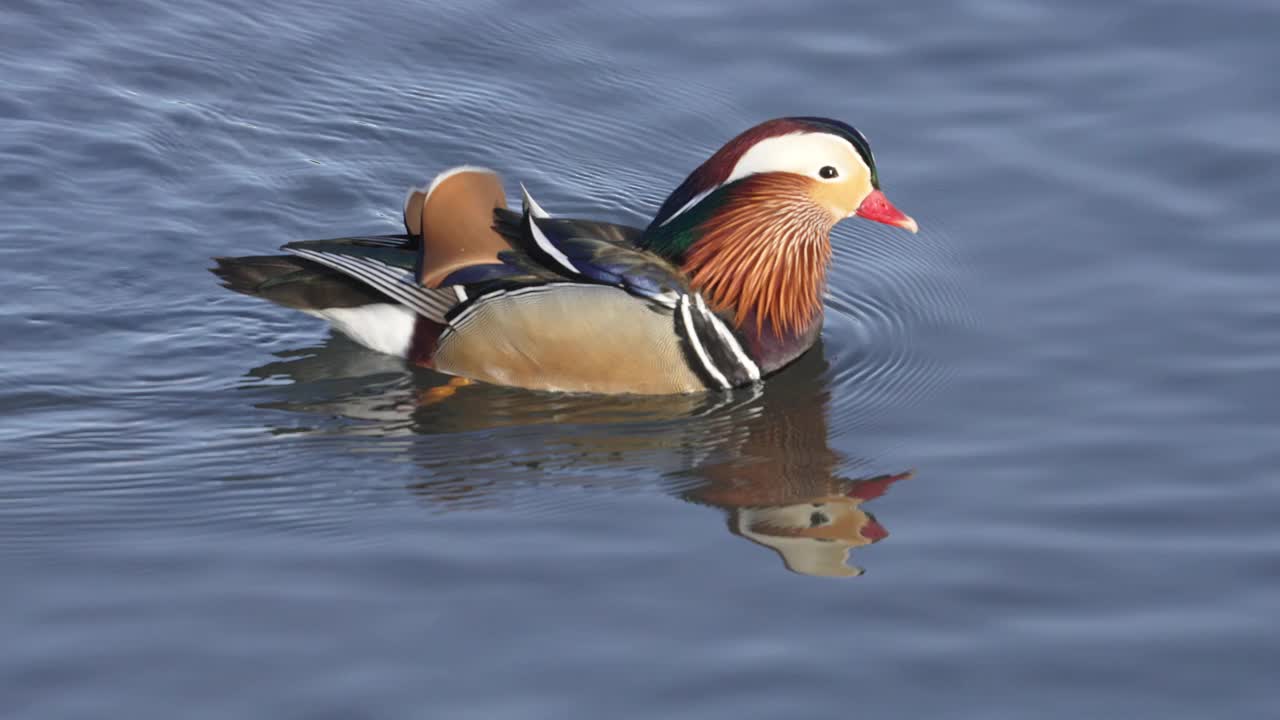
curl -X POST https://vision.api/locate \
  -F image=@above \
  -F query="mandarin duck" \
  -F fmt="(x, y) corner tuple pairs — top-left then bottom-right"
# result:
(213, 117), (917, 394)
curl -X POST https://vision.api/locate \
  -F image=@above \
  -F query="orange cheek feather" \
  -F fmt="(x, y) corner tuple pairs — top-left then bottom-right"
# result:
(807, 176), (869, 219)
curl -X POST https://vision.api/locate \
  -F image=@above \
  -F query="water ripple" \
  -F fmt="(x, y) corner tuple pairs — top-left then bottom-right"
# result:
(822, 219), (974, 436)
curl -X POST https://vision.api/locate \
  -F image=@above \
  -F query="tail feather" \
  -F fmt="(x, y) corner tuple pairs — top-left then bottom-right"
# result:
(211, 255), (390, 310)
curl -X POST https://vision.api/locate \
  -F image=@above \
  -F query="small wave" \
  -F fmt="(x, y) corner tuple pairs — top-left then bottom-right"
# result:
(822, 218), (974, 437)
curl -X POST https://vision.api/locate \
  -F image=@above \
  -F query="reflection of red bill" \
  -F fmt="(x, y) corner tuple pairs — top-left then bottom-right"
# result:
(860, 516), (889, 541)
(855, 189), (918, 233)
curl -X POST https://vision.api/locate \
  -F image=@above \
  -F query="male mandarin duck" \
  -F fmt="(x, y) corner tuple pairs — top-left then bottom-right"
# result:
(213, 117), (917, 394)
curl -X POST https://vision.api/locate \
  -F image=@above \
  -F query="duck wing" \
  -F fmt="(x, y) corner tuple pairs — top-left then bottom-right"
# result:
(485, 187), (685, 308)
(465, 195), (759, 389)
(279, 235), (462, 322)
(278, 167), (524, 323)
(271, 171), (759, 390)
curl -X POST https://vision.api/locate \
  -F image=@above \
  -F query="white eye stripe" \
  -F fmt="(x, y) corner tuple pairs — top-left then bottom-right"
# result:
(659, 132), (870, 227)
(727, 132), (868, 184)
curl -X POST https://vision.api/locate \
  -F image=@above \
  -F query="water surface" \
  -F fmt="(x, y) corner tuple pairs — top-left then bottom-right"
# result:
(3, 0), (1278, 717)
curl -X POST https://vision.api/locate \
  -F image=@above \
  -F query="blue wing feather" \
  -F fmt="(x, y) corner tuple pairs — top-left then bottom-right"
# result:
(491, 206), (689, 307)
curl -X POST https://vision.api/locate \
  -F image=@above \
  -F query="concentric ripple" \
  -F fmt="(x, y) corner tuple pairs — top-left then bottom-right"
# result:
(821, 217), (975, 438)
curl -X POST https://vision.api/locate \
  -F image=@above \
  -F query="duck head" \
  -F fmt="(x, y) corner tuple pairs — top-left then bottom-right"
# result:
(731, 497), (888, 578)
(642, 117), (916, 337)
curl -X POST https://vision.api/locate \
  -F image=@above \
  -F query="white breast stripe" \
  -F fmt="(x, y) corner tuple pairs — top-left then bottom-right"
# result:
(694, 294), (760, 382)
(680, 294), (730, 389)
(526, 215), (579, 275)
(652, 290), (680, 309)
(453, 286), (468, 302)
(287, 248), (454, 322)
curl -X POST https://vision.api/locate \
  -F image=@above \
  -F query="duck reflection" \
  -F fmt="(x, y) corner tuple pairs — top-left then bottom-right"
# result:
(688, 463), (908, 578)
(244, 335), (909, 577)
(669, 349), (909, 577)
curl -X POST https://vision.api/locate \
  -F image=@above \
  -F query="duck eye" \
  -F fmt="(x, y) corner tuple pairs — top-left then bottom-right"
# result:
(809, 512), (829, 527)
(819, 165), (839, 179)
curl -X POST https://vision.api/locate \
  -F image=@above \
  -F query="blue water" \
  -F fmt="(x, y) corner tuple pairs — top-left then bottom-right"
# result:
(3, 0), (1278, 717)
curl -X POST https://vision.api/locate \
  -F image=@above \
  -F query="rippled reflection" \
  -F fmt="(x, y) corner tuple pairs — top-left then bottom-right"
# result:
(244, 334), (910, 577)
(233, 215), (963, 577)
